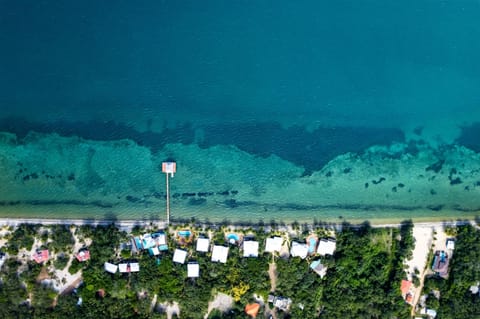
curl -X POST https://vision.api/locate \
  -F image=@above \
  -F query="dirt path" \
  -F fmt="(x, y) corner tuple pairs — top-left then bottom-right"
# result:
(268, 261), (277, 293)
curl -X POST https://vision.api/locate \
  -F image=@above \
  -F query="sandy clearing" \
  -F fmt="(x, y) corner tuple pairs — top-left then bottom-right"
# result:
(205, 292), (233, 319)
(405, 225), (433, 278)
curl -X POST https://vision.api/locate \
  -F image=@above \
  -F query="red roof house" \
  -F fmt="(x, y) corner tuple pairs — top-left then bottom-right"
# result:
(33, 249), (49, 264)
(75, 250), (91, 262)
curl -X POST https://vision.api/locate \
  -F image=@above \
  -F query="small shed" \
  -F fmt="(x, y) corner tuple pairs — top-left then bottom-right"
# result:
(446, 239), (455, 250)
(162, 162), (176, 177)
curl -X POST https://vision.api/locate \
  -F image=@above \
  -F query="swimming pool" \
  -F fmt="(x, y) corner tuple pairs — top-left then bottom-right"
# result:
(178, 230), (191, 237)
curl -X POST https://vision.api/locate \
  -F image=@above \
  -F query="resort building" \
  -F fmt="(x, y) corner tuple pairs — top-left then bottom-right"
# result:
(432, 250), (449, 278)
(243, 240), (259, 258)
(317, 239), (336, 256)
(32, 249), (49, 264)
(196, 237), (210, 252)
(119, 262), (140, 273)
(173, 249), (187, 264)
(290, 241), (308, 259)
(268, 295), (292, 312)
(187, 262), (200, 278)
(104, 262), (118, 274)
(133, 232), (168, 252)
(400, 280), (415, 304)
(211, 245), (229, 263)
(75, 250), (90, 262)
(265, 237), (283, 253)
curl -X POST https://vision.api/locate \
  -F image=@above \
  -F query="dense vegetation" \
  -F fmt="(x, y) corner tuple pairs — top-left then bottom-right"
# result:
(0, 220), (478, 318)
(423, 224), (480, 319)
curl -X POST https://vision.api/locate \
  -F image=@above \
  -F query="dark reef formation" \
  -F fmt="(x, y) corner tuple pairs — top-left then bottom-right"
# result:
(0, 116), (404, 174)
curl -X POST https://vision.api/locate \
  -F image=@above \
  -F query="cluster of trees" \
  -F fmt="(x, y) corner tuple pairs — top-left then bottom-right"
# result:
(1, 220), (479, 318)
(423, 224), (480, 319)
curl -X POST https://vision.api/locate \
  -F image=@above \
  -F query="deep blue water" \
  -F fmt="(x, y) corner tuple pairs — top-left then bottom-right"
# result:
(1, 0), (480, 165)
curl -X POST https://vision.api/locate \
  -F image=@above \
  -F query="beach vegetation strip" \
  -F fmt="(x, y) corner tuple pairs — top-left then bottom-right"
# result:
(0, 220), (478, 318)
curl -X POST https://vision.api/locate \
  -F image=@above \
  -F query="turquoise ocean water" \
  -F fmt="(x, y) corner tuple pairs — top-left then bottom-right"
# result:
(1, 1), (480, 223)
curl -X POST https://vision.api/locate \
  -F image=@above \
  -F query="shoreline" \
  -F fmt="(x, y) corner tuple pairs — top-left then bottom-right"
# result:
(0, 216), (476, 231)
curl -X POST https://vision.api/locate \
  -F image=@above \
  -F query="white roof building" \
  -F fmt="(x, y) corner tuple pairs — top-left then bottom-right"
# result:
(243, 241), (259, 258)
(196, 238), (210, 252)
(265, 237), (283, 253)
(446, 239), (455, 250)
(290, 241), (308, 259)
(211, 245), (229, 263)
(119, 262), (140, 273)
(187, 263), (200, 278)
(317, 239), (336, 256)
(104, 262), (118, 274)
(173, 249), (187, 264)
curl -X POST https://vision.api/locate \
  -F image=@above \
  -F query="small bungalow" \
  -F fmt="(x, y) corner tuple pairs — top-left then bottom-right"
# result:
(119, 262), (140, 273)
(187, 262), (200, 278)
(211, 245), (229, 263)
(173, 249), (187, 264)
(310, 260), (327, 278)
(243, 240), (259, 258)
(196, 237), (210, 253)
(32, 249), (49, 264)
(75, 250), (90, 262)
(317, 239), (336, 256)
(104, 262), (118, 274)
(290, 241), (308, 259)
(265, 237), (283, 253)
